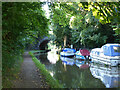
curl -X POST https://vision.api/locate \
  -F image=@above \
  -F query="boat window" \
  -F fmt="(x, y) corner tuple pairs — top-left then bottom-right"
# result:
(113, 46), (120, 52)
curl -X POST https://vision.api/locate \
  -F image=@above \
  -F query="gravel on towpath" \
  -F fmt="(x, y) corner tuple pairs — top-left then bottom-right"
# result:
(12, 52), (49, 88)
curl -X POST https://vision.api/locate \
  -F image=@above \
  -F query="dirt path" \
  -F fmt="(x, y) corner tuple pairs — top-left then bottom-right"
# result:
(12, 52), (49, 88)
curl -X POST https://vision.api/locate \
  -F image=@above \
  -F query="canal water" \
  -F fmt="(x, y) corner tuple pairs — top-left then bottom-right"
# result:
(35, 51), (120, 88)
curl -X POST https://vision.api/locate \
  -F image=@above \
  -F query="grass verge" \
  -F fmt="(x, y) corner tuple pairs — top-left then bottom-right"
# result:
(29, 51), (63, 88)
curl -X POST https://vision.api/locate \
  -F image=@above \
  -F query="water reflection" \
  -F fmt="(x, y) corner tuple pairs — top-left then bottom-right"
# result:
(75, 60), (92, 69)
(39, 53), (50, 65)
(47, 51), (59, 64)
(60, 56), (75, 66)
(37, 51), (105, 88)
(90, 63), (120, 88)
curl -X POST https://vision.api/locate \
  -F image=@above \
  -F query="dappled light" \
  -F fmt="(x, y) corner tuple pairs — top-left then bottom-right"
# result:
(2, 2), (120, 89)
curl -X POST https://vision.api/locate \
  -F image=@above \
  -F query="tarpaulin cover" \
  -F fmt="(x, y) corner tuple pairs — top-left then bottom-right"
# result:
(80, 49), (90, 56)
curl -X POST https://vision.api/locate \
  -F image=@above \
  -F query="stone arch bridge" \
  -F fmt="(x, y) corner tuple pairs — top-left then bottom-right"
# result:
(34, 36), (50, 50)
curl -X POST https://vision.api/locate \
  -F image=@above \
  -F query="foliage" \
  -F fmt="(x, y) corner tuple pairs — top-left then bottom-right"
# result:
(50, 3), (73, 47)
(29, 51), (63, 88)
(80, 23), (115, 48)
(78, 2), (120, 46)
(50, 2), (120, 49)
(81, 2), (120, 24)
(80, 2), (120, 41)
(2, 55), (23, 88)
(2, 2), (49, 87)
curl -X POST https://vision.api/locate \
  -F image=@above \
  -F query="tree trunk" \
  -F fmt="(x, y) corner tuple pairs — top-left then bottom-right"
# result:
(64, 36), (67, 48)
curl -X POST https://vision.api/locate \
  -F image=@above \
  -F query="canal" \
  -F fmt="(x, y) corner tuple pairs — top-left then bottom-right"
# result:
(35, 51), (120, 88)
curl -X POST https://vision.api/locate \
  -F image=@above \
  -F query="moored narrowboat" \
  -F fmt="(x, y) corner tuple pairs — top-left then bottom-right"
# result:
(90, 44), (120, 66)
(75, 49), (91, 60)
(60, 48), (76, 57)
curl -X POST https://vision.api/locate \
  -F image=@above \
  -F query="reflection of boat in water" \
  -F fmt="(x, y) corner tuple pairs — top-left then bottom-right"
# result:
(60, 56), (75, 66)
(60, 48), (76, 57)
(90, 44), (120, 66)
(75, 60), (92, 69)
(90, 63), (120, 88)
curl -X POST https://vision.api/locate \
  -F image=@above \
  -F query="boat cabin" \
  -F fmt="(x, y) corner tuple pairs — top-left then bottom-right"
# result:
(102, 44), (120, 56)
(90, 43), (120, 66)
(62, 48), (76, 53)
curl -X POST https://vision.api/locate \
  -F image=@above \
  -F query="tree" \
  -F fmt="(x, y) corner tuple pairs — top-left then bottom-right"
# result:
(50, 2), (119, 49)
(50, 3), (72, 48)
(2, 2), (49, 77)
(79, 2), (120, 41)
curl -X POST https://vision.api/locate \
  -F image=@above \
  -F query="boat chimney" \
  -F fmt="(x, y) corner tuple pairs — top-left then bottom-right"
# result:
(71, 45), (73, 48)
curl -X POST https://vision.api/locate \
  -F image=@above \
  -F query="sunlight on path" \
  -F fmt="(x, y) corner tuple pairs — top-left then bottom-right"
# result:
(12, 52), (49, 88)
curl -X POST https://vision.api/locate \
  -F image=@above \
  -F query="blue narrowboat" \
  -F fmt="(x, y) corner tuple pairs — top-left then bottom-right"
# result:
(60, 48), (76, 57)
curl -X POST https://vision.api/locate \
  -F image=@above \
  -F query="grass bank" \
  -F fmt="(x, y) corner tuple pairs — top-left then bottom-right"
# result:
(29, 51), (63, 88)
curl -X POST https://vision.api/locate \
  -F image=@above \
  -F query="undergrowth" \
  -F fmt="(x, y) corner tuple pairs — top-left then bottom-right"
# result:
(2, 55), (23, 88)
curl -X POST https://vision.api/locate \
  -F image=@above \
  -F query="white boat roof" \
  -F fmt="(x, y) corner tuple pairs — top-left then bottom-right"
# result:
(105, 43), (120, 46)
(92, 48), (101, 51)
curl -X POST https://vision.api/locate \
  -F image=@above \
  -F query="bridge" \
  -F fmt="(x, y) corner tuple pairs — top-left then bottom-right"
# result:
(33, 36), (50, 50)
(39, 37), (50, 50)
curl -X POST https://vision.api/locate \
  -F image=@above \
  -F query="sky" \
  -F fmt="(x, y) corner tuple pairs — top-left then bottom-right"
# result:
(42, 2), (50, 19)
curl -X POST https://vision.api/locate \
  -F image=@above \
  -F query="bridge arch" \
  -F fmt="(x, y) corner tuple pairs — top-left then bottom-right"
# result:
(39, 37), (50, 50)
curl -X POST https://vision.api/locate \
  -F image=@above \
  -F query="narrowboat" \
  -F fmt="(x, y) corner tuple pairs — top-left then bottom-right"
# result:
(75, 49), (91, 60)
(90, 44), (120, 66)
(60, 48), (76, 57)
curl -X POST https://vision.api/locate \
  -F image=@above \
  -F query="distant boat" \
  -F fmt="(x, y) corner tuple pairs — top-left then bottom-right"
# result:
(90, 43), (120, 66)
(60, 48), (76, 57)
(75, 49), (91, 60)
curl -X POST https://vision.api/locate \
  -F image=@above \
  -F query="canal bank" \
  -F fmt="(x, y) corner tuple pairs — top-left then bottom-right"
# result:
(4, 50), (119, 88)
(12, 52), (49, 88)
(29, 51), (63, 88)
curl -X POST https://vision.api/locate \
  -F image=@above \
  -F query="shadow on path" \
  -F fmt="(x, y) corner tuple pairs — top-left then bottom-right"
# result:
(12, 52), (49, 88)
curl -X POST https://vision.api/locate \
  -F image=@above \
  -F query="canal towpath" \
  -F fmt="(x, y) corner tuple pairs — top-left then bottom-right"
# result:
(12, 52), (49, 88)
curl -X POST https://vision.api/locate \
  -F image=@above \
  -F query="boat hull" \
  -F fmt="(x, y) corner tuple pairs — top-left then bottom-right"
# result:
(90, 54), (120, 66)
(75, 55), (85, 60)
(60, 52), (75, 57)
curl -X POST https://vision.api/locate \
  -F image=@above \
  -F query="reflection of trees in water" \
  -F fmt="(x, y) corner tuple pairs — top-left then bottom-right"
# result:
(53, 61), (105, 88)
(39, 53), (50, 65)
(37, 54), (105, 88)
(38, 53), (57, 71)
